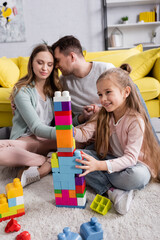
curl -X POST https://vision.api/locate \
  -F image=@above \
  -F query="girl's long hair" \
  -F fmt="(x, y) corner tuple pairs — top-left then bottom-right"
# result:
(10, 44), (62, 102)
(95, 64), (160, 181)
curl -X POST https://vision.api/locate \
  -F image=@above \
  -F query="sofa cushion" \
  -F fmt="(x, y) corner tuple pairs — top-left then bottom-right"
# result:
(134, 77), (160, 101)
(85, 44), (143, 67)
(0, 57), (20, 87)
(18, 56), (29, 79)
(10, 57), (19, 66)
(0, 87), (12, 111)
(122, 47), (160, 81)
(151, 57), (160, 83)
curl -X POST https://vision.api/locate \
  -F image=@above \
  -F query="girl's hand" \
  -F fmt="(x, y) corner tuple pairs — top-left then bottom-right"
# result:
(75, 151), (101, 177)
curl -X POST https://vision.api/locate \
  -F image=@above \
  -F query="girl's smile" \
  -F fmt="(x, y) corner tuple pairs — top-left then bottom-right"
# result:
(97, 78), (130, 122)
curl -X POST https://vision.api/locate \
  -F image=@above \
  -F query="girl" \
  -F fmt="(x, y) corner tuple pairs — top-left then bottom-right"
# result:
(75, 64), (160, 215)
(0, 44), (62, 187)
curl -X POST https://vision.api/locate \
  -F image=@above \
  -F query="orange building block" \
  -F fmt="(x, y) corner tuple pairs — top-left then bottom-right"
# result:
(17, 208), (25, 214)
(56, 129), (74, 148)
(69, 190), (76, 198)
(55, 193), (62, 198)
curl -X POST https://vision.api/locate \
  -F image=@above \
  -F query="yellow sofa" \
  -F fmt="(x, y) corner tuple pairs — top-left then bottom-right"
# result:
(0, 45), (160, 127)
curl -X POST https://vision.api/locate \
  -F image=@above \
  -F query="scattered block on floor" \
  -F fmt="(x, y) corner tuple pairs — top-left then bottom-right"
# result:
(90, 194), (112, 215)
(0, 178), (25, 222)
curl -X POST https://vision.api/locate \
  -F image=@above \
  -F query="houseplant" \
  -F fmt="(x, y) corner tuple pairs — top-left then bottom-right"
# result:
(121, 16), (128, 24)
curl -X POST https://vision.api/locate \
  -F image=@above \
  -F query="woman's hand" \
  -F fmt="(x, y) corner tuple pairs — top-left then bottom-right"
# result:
(75, 151), (107, 177)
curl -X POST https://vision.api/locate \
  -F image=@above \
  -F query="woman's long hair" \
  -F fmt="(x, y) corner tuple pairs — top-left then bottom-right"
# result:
(95, 64), (160, 181)
(10, 44), (62, 102)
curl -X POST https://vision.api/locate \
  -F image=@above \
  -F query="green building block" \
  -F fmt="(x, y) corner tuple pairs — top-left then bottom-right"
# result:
(56, 124), (72, 130)
(54, 189), (61, 194)
(90, 194), (112, 215)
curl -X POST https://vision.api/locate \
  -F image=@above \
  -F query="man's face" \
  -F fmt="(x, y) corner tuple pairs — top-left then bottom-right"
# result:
(54, 47), (73, 76)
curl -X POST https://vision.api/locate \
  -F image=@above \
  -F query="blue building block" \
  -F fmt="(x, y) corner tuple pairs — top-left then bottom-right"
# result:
(52, 167), (60, 173)
(61, 181), (69, 189)
(52, 173), (76, 190)
(53, 180), (61, 190)
(59, 165), (82, 174)
(59, 156), (81, 166)
(54, 102), (62, 111)
(8, 197), (16, 207)
(58, 227), (82, 240)
(80, 217), (103, 240)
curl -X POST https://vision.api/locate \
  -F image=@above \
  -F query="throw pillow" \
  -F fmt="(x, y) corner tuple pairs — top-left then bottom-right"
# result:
(0, 57), (20, 88)
(18, 56), (29, 79)
(122, 47), (160, 81)
(85, 44), (143, 67)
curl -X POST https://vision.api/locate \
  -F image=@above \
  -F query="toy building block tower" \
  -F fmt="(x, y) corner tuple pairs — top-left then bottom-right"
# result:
(0, 178), (25, 222)
(51, 91), (86, 208)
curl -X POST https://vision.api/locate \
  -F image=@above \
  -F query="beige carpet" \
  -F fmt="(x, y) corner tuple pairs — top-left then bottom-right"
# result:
(0, 167), (160, 240)
(0, 118), (160, 239)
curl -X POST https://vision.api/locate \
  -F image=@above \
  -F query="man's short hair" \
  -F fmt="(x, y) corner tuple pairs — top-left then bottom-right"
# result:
(52, 35), (83, 57)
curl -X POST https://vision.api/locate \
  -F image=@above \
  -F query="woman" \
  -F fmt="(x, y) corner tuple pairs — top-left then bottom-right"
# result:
(0, 44), (62, 187)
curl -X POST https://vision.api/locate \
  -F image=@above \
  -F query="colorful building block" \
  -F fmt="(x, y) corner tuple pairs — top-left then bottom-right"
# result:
(52, 91), (86, 209)
(5, 218), (21, 233)
(16, 231), (31, 240)
(0, 178), (25, 222)
(80, 217), (103, 240)
(58, 227), (82, 240)
(90, 194), (112, 215)
(6, 178), (23, 199)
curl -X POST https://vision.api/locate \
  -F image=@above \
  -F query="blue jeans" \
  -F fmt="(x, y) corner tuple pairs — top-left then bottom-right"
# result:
(81, 148), (151, 195)
(136, 85), (160, 144)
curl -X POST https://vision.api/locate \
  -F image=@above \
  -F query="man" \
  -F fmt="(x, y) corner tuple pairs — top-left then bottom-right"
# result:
(52, 35), (159, 144)
(52, 35), (114, 126)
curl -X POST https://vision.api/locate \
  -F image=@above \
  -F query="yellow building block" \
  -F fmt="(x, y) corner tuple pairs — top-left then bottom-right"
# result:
(73, 138), (76, 149)
(51, 152), (59, 168)
(56, 129), (74, 148)
(0, 194), (9, 214)
(1, 208), (17, 218)
(5, 178), (23, 199)
(90, 194), (112, 215)
(10, 204), (25, 212)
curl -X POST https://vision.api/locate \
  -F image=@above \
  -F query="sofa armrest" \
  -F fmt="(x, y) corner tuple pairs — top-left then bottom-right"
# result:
(151, 57), (160, 83)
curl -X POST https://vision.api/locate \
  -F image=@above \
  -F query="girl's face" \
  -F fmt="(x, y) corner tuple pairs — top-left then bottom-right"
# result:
(97, 77), (130, 120)
(32, 51), (54, 81)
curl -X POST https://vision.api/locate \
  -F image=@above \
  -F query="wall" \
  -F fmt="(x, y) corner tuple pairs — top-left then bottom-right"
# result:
(0, 0), (104, 58)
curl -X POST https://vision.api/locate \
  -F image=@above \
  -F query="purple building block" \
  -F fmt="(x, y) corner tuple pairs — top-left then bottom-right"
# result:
(62, 101), (71, 111)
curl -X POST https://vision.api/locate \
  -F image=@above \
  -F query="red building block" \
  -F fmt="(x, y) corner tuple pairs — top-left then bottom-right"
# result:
(16, 231), (31, 240)
(5, 218), (21, 233)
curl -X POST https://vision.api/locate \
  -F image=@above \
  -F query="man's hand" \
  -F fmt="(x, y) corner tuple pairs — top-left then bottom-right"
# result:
(78, 104), (100, 124)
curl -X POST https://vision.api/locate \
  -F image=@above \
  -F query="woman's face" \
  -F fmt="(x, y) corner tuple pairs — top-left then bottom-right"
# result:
(32, 51), (54, 81)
